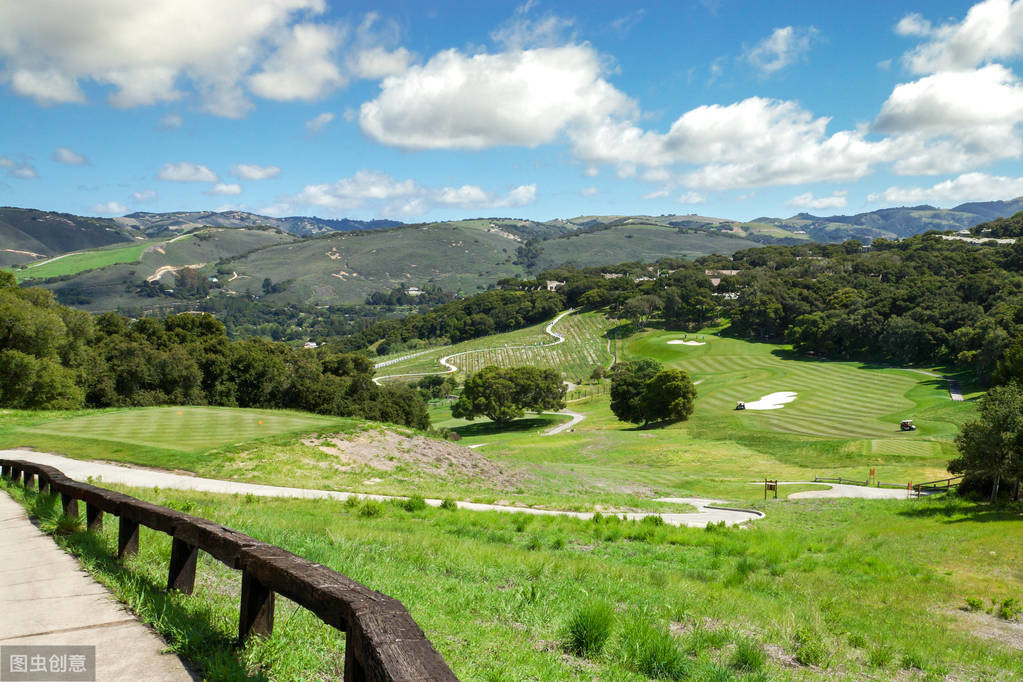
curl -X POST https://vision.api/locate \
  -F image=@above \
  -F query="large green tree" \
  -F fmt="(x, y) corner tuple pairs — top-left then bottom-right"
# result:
(452, 365), (565, 424)
(610, 360), (696, 426)
(951, 384), (1023, 502)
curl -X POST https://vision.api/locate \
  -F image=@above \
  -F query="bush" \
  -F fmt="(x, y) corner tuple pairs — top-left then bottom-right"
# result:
(846, 633), (867, 648)
(343, 495), (360, 509)
(729, 637), (766, 673)
(618, 620), (690, 680)
(399, 494), (427, 512)
(793, 626), (830, 668)
(563, 600), (615, 658)
(439, 497), (458, 510)
(965, 597), (986, 612)
(358, 500), (383, 518)
(900, 650), (925, 670)
(998, 597), (1021, 621)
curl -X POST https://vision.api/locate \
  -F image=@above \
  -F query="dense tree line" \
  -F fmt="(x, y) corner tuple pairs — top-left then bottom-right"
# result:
(0, 272), (428, 429)
(451, 366), (565, 423)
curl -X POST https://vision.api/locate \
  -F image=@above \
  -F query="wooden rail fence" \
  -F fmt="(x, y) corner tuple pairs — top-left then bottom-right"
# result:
(0, 458), (458, 682)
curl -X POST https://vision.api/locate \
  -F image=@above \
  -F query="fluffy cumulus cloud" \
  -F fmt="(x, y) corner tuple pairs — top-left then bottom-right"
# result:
(90, 201), (126, 214)
(677, 191), (706, 204)
(205, 183), (243, 196)
(786, 190), (848, 210)
(278, 169), (536, 216)
(744, 26), (818, 74)
(360, 45), (634, 149)
(897, 0), (1023, 74)
(52, 147), (87, 165)
(231, 163), (281, 181)
(0, 2), (414, 116)
(157, 162), (218, 183)
(868, 172), (1023, 205)
(132, 189), (157, 202)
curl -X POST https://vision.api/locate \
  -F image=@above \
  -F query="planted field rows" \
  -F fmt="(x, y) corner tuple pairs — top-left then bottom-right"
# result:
(376, 311), (614, 382)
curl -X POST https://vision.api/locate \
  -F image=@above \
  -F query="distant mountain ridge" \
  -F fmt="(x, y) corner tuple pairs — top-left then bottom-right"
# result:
(115, 210), (403, 237)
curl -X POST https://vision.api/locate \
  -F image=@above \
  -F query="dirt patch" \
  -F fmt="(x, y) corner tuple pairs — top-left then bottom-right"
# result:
(950, 608), (1023, 650)
(303, 429), (527, 489)
(146, 263), (206, 282)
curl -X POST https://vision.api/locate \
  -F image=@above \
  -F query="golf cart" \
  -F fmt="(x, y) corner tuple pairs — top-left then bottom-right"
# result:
(900, 419), (916, 431)
(735, 401), (746, 410)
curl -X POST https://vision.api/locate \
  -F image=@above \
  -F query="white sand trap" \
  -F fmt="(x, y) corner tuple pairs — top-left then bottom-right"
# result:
(743, 391), (798, 410)
(667, 340), (706, 346)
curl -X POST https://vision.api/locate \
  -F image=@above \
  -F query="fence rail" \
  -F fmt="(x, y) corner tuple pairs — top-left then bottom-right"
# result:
(912, 476), (963, 495)
(0, 458), (458, 682)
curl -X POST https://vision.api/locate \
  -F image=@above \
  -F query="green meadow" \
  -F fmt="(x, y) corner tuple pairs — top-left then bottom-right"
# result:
(3, 480), (1020, 681)
(15, 240), (155, 281)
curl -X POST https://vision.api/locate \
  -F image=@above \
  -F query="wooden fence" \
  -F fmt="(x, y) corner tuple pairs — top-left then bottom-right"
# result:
(0, 458), (458, 682)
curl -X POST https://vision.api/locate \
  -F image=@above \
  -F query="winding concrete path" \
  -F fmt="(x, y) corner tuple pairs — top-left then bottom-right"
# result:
(0, 491), (195, 681)
(754, 481), (915, 499)
(372, 309), (574, 384)
(540, 410), (585, 436)
(2, 450), (762, 529)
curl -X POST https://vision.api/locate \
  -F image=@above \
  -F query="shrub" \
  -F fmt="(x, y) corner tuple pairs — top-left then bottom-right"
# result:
(998, 597), (1021, 621)
(618, 620), (690, 680)
(399, 494), (427, 512)
(900, 650), (925, 670)
(965, 597), (986, 612)
(439, 497), (457, 510)
(846, 633), (867, 649)
(793, 626), (830, 668)
(729, 637), (766, 673)
(343, 495), (360, 509)
(358, 500), (383, 518)
(563, 600), (615, 658)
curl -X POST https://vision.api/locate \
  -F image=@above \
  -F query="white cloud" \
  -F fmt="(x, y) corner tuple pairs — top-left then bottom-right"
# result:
(677, 191), (706, 204)
(899, 0), (1023, 74)
(868, 172), (1023, 205)
(279, 169), (536, 216)
(52, 147), (87, 165)
(610, 10), (646, 37)
(360, 45), (634, 149)
(0, 1), (352, 115)
(0, 157), (37, 179)
(231, 163), (281, 180)
(132, 189), (157, 202)
(91, 201), (126, 214)
(786, 190), (848, 210)
(159, 113), (183, 130)
(206, 183), (243, 196)
(744, 26), (818, 75)
(490, 4), (575, 49)
(248, 22), (345, 102)
(874, 65), (1023, 174)
(348, 46), (412, 79)
(305, 112), (335, 132)
(642, 188), (670, 200)
(157, 162), (218, 183)
(580, 187), (598, 197)
(584, 166), (599, 177)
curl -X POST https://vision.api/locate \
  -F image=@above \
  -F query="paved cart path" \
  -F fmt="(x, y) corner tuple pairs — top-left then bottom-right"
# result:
(2, 450), (762, 529)
(0, 491), (196, 681)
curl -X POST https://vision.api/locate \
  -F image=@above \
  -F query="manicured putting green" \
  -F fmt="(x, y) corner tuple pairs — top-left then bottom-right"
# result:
(23, 406), (343, 452)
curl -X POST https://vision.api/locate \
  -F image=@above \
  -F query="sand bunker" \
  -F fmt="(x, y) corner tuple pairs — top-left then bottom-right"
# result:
(744, 391), (798, 410)
(667, 340), (706, 346)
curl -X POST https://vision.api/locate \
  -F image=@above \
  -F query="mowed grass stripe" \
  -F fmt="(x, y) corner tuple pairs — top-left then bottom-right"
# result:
(22, 406), (346, 453)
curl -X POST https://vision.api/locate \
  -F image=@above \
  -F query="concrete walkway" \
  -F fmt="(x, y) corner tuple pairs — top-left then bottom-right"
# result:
(2, 450), (763, 528)
(0, 491), (195, 681)
(758, 481), (915, 499)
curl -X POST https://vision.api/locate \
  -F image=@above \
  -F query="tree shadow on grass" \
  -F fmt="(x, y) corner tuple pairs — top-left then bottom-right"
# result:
(10, 485), (262, 681)
(452, 417), (558, 438)
(896, 499), (1023, 523)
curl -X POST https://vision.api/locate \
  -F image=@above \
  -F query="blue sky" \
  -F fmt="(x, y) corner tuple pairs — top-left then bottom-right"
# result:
(2, 0), (1022, 223)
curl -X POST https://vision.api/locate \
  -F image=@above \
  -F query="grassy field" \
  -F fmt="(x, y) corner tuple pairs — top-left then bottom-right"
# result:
(4, 480), (1020, 681)
(15, 240), (156, 281)
(376, 310), (615, 383)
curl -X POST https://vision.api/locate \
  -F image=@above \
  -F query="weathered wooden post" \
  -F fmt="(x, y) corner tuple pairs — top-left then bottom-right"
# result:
(23, 470), (36, 491)
(118, 517), (140, 559)
(167, 538), (198, 593)
(239, 571), (275, 643)
(86, 503), (103, 532)
(61, 492), (78, 520)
